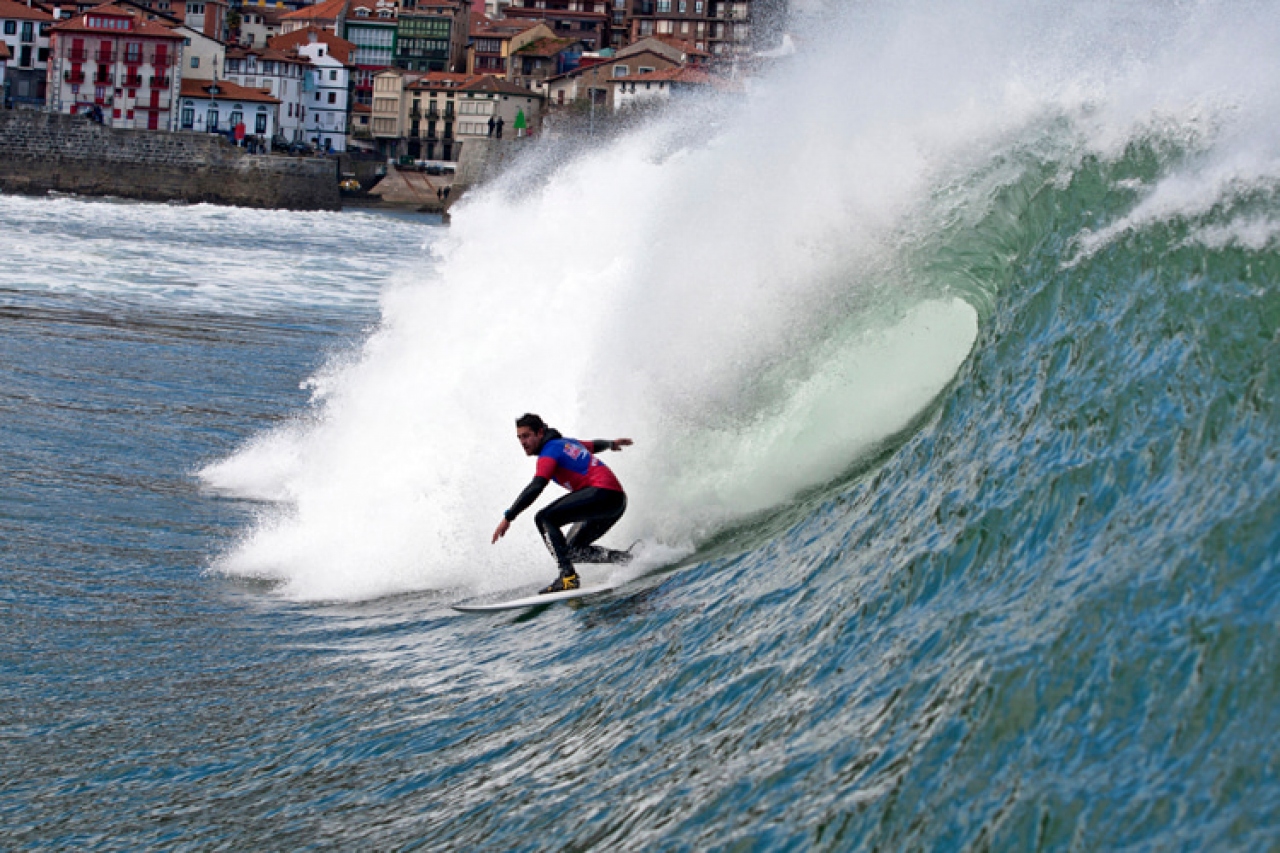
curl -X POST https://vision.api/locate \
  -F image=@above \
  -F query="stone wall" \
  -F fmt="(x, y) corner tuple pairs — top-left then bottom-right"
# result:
(453, 137), (523, 195)
(0, 110), (340, 211)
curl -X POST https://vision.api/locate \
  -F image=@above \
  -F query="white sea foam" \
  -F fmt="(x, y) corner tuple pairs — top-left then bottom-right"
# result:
(201, 0), (1280, 601)
(0, 194), (431, 315)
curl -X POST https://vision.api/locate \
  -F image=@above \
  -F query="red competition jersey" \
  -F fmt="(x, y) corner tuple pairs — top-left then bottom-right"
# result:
(535, 438), (624, 493)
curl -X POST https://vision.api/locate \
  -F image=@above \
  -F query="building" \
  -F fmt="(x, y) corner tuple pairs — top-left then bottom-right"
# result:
(175, 23), (225, 79)
(370, 66), (414, 156)
(608, 62), (728, 110)
(509, 34), (582, 91)
(393, 0), (468, 73)
(0, 0), (53, 106)
(625, 0), (710, 51)
(177, 75), (280, 136)
(0, 40), (10, 105)
(236, 3), (289, 48)
(46, 3), (185, 129)
(278, 0), (345, 36)
(180, 0), (226, 41)
(456, 72), (541, 140)
(222, 43), (310, 141)
(503, 0), (607, 51)
(270, 27), (352, 151)
(341, 0), (395, 109)
(543, 46), (672, 108)
(466, 17), (549, 77)
(370, 69), (544, 162)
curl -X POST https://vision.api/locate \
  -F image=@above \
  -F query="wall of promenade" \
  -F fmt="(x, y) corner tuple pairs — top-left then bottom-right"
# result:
(0, 110), (340, 211)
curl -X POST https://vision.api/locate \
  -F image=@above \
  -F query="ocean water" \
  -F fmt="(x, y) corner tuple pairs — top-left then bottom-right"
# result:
(5, 1), (1280, 849)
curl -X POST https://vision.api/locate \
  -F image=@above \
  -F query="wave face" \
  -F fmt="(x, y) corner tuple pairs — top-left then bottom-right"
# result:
(188, 1), (1278, 847)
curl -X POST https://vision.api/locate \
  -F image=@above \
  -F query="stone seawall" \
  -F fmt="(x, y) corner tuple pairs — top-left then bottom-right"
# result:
(0, 110), (339, 211)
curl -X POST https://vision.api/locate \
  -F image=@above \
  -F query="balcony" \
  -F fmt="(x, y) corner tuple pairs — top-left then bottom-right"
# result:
(94, 73), (114, 85)
(149, 54), (172, 68)
(64, 70), (86, 84)
(123, 74), (143, 87)
(95, 51), (115, 63)
(149, 75), (171, 88)
(68, 48), (88, 62)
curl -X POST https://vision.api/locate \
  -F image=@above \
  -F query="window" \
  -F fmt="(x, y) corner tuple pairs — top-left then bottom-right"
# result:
(207, 108), (218, 130)
(181, 106), (194, 128)
(638, 66), (654, 73)
(191, 56), (200, 68)
(612, 65), (628, 76)
(2, 22), (14, 35)
(256, 112), (268, 133)
(678, 0), (686, 10)
(327, 92), (336, 103)
(329, 70), (337, 80)
(695, 0), (702, 10)
(656, 0), (670, 11)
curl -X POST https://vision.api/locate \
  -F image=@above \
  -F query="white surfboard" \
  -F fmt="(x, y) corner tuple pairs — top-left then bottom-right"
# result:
(452, 582), (616, 613)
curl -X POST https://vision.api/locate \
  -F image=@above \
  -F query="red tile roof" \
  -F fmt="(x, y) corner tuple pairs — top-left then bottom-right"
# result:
(406, 71), (473, 89)
(0, 41), (10, 60)
(0, 0), (53, 21)
(281, 0), (346, 22)
(609, 65), (731, 87)
(51, 4), (185, 39)
(180, 77), (281, 103)
(460, 74), (543, 98)
(226, 44), (309, 64)
(515, 36), (582, 58)
(267, 25), (355, 64)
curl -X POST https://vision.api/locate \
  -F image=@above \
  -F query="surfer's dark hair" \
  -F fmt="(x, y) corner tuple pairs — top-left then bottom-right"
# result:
(516, 413), (548, 433)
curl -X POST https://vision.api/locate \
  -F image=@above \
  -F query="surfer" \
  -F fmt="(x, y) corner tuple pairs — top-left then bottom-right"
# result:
(492, 413), (633, 594)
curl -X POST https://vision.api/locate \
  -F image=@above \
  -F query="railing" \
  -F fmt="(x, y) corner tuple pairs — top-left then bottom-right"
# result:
(123, 53), (142, 65)
(123, 74), (143, 87)
(95, 51), (115, 63)
(68, 48), (88, 62)
(409, 106), (421, 118)
(94, 73), (114, 85)
(426, 107), (440, 119)
(149, 75), (171, 88)
(150, 54), (172, 68)
(64, 70), (86, 83)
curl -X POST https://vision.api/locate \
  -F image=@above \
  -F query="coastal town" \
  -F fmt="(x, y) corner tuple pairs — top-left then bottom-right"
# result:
(0, 0), (782, 201)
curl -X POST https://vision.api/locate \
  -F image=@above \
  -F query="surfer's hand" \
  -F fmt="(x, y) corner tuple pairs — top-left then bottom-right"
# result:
(492, 518), (510, 544)
(612, 438), (633, 451)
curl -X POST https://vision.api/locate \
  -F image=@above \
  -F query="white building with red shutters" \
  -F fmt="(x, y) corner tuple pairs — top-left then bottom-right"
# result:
(46, 4), (185, 130)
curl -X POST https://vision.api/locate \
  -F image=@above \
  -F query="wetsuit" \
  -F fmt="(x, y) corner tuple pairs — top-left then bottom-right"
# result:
(504, 431), (628, 573)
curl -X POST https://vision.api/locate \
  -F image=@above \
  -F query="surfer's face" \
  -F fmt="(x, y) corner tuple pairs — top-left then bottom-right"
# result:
(516, 425), (544, 456)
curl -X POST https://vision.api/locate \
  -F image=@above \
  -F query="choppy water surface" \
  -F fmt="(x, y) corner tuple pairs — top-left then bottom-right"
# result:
(5, 2), (1280, 849)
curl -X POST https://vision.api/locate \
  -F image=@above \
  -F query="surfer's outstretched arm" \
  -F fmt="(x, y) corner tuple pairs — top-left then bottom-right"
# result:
(588, 438), (633, 452)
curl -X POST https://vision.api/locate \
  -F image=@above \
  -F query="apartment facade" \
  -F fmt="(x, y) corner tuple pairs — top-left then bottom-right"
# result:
(0, 0), (53, 106)
(46, 3), (185, 129)
(394, 0), (468, 73)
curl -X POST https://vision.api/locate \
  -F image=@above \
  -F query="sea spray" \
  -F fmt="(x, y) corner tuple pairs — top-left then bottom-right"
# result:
(201, 0), (1280, 602)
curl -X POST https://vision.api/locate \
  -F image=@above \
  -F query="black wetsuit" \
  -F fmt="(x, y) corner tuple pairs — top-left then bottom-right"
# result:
(504, 431), (629, 574)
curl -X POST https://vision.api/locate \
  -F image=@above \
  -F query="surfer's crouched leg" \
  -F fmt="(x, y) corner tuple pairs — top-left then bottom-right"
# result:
(535, 488), (626, 593)
(567, 545), (633, 564)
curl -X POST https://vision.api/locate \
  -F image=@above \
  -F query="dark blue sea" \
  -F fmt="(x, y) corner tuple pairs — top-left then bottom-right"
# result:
(4, 3), (1280, 849)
